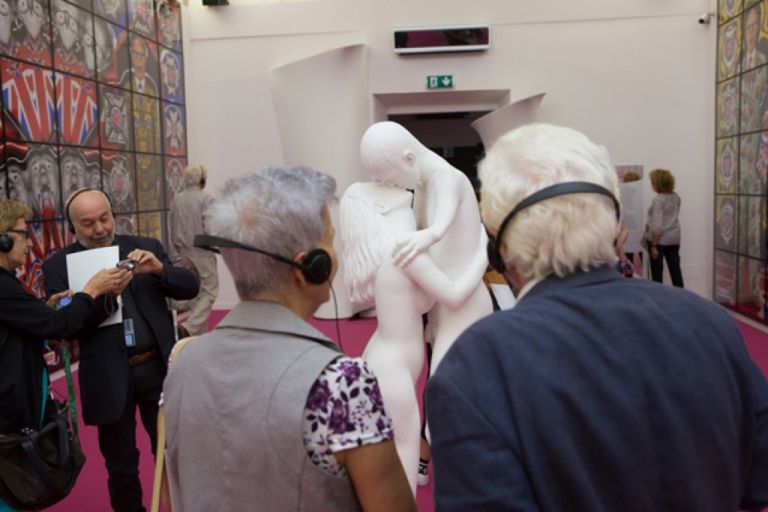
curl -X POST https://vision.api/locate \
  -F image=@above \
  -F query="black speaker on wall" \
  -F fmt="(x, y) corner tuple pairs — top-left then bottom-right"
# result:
(202, 0), (229, 6)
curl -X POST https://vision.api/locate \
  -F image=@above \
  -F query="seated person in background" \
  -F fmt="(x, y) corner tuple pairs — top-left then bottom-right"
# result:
(426, 123), (768, 512)
(161, 166), (417, 512)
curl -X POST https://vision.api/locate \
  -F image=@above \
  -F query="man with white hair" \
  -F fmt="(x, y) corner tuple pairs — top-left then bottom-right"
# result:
(168, 163), (218, 336)
(426, 123), (768, 511)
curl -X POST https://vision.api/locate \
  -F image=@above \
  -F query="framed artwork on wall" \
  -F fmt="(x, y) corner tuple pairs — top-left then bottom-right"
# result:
(716, 0), (768, 324)
(0, 0), (187, 366)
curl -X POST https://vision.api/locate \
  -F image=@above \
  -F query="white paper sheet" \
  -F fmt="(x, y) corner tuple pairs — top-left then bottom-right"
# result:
(66, 246), (122, 327)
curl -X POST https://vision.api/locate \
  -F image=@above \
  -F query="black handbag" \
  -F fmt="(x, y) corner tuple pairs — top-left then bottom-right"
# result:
(0, 342), (85, 510)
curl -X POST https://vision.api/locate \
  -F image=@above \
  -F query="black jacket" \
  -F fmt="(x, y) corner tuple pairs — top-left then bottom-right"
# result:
(43, 235), (199, 425)
(0, 267), (98, 433)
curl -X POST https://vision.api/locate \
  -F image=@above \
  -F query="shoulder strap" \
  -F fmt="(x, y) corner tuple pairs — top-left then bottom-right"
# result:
(169, 335), (199, 364)
(150, 336), (198, 512)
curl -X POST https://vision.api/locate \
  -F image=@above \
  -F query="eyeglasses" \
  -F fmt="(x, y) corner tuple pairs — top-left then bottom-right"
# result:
(5, 229), (31, 240)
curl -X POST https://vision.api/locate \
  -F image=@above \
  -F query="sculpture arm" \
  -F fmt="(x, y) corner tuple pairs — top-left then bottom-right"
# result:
(392, 177), (462, 267)
(403, 229), (488, 309)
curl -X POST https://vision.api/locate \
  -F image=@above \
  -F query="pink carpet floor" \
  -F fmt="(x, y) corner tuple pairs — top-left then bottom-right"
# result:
(46, 310), (768, 512)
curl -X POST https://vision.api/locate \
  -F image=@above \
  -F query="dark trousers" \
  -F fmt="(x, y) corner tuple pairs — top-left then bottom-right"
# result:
(650, 244), (684, 288)
(97, 358), (165, 512)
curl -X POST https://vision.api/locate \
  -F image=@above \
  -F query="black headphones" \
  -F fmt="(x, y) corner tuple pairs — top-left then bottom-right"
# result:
(194, 234), (333, 285)
(487, 181), (621, 273)
(0, 233), (13, 253)
(65, 188), (114, 234)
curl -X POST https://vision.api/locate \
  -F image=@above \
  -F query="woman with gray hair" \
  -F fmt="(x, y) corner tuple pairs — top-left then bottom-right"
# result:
(161, 166), (416, 511)
(426, 124), (768, 511)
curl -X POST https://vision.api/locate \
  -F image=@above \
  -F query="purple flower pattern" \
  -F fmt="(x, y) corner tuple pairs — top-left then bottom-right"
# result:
(303, 356), (394, 476)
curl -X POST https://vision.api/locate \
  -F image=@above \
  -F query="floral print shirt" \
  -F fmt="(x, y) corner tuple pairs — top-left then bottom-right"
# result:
(303, 356), (394, 477)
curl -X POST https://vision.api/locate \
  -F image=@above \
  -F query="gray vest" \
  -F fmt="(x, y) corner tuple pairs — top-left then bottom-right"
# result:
(163, 302), (361, 511)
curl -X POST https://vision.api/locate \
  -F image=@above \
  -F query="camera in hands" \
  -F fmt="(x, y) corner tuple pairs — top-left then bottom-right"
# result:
(117, 259), (136, 271)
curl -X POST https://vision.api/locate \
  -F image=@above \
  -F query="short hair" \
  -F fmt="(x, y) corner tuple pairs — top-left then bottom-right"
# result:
(479, 123), (620, 281)
(649, 168), (675, 193)
(183, 164), (207, 187)
(205, 166), (337, 299)
(0, 199), (30, 232)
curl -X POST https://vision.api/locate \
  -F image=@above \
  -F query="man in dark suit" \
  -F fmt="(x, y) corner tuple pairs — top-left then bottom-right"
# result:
(426, 124), (768, 512)
(43, 188), (198, 512)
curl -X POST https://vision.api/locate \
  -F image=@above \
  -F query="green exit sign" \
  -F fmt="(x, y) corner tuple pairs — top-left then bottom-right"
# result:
(427, 75), (454, 89)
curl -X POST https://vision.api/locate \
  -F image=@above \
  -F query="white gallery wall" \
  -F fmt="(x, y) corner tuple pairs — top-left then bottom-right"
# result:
(179, 0), (717, 311)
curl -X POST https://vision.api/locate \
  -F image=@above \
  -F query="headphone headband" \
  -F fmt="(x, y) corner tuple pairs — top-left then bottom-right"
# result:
(487, 181), (620, 273)
(195, 234), (299, 267)
(194, 234), (332, 284)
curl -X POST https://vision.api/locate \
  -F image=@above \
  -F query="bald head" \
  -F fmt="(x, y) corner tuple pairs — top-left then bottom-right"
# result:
(68, 189), (115, 248)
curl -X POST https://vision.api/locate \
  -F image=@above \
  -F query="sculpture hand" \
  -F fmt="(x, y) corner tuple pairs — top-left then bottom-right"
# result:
(392, 229), (438, 267)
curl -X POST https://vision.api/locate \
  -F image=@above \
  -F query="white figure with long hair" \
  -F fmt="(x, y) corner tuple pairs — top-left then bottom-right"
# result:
(340, 181), (488, 494)
(360, 121), (493, 374)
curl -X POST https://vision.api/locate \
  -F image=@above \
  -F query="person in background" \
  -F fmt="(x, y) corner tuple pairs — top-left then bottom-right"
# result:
(43, 189), (198, 512)
(169, 164), (218, 336)
(0, 199), (129, 512)
(645, 168), (684, 287)
(615, 222), (633, 278)
(426, 123), (768, 511)
(161, 166), (416, 511)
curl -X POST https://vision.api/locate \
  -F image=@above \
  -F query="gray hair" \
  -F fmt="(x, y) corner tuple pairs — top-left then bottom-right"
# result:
(205, 166), (337, 299)
(183, 164), (207, 187)
(479, 123), (620, 281)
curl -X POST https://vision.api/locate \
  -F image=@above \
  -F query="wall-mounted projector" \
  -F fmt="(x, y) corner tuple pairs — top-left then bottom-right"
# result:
(394, 24), (490, 55)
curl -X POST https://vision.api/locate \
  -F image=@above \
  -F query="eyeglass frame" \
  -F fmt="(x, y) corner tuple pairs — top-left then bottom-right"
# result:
(5, 228), (31, 239)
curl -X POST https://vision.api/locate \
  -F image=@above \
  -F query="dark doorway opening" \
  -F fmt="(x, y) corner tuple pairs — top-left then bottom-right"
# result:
(388, 111), (489, 192)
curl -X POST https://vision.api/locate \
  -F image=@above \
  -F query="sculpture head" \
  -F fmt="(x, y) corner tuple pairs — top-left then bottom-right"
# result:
(360, 121), (422, 189)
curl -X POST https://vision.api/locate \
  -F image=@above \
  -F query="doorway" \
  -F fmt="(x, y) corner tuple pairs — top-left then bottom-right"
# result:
(388, 111), (489, 192)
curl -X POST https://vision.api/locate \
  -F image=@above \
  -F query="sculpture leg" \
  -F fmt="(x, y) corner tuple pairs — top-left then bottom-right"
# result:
(363, 336), (423, 495)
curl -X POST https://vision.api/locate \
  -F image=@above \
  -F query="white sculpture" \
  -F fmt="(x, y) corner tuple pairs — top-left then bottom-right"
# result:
(339, 181), (488, 493)
(359, 121), (493, 374)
